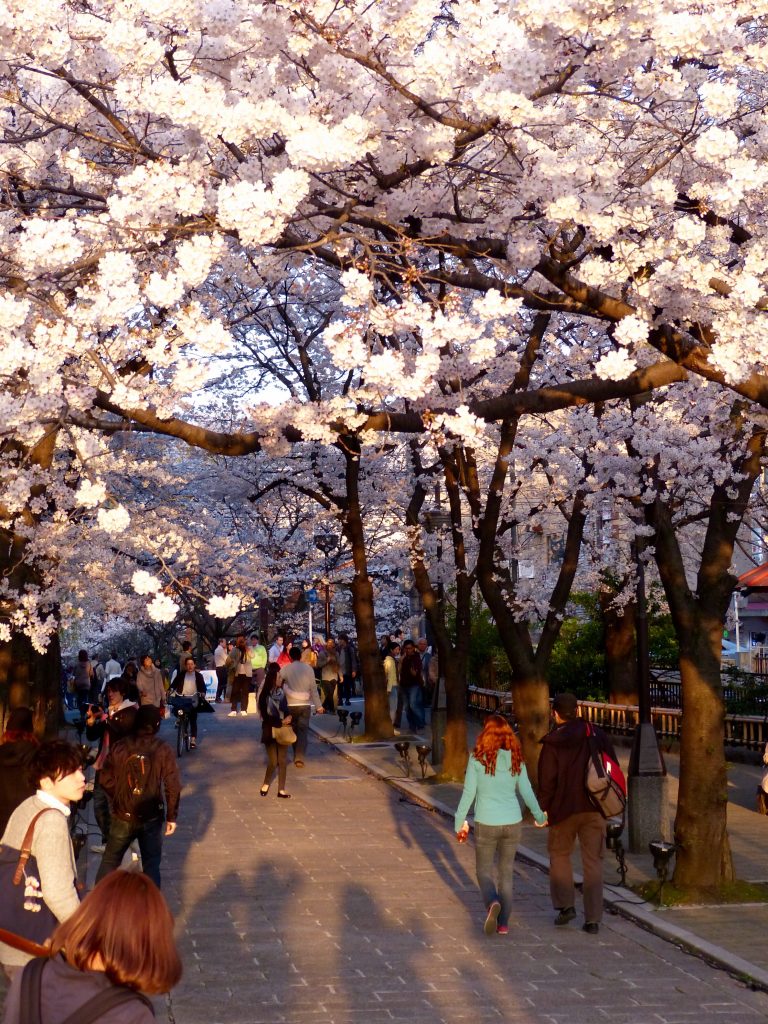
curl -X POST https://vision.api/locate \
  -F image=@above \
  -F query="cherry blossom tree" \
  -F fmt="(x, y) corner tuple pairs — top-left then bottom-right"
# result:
(4, 0), (768, 882)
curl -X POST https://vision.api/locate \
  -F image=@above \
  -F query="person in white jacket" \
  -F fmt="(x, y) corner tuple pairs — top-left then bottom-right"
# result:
(0, 740), (85, 978)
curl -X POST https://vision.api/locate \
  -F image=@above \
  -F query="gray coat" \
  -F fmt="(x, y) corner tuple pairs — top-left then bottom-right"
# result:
(0, 796), (80, 967)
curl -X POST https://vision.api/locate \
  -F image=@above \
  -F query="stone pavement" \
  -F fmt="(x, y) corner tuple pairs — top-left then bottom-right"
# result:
(134, 711), (768, 1021)
(309, 707), (768, 995)
(4, 707), (768, 1024)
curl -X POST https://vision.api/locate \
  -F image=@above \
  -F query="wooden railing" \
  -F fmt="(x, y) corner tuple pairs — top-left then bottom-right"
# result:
(466, 687), (768, 751)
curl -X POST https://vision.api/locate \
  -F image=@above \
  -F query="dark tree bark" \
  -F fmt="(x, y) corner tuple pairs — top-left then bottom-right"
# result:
(599, 585), (638, 705)
(0, 430), (63, 736)
(0, 629), (62, 737)
(644, 426), (765, 887)
(404, 456), (471, 780)
(341, 439), (392, 740)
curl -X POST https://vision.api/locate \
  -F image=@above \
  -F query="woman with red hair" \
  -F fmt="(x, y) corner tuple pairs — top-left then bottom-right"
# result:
(2, 870), (182, 1023)
(455, 715), (547, 936)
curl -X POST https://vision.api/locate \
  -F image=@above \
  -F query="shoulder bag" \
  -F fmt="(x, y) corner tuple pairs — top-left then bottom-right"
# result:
(273, 723), (297, 746)
(584, 724), (627, 819)
(0, 809), (61, 946)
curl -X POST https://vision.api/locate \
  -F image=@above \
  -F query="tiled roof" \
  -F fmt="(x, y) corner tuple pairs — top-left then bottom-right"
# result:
(738, 562), (768, 588)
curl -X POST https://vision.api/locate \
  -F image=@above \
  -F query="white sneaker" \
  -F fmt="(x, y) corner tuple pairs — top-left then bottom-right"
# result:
(90, 843), (105, 854)
(240, 710), (248, 717)
(228, 710), (238, 717)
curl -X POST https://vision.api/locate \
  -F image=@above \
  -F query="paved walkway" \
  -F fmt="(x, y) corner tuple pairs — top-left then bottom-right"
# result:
(136, 711), (768, 1020)
(309, 707), (768, 992)
(4, 707), (768, 1024)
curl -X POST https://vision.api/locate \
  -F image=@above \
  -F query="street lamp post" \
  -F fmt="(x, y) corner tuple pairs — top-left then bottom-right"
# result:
(314, 533), (338, 640)
(422, 490), (451, 767)
(628, 536), (669, 852)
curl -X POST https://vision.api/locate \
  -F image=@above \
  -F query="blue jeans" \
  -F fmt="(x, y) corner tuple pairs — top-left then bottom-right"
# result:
(96, 816), (165, 888)
(92, 772), (111, 844)
(400, 684), (425, 731)
(474, 822), (522, 928)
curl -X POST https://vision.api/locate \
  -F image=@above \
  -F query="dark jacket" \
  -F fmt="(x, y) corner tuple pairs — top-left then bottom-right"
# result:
(169, 670), (205, 699)
(538, 718), (618, 826)
(3, 953), (154, 1024)
(257, 685), (288, 745)
(399, 651), (423, 688)
(101, 734), (181, 824)
(0, 739), (37, 834)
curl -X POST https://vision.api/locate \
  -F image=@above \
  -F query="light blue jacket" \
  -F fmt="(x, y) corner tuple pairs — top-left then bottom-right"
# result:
(455, 750), (546, 831)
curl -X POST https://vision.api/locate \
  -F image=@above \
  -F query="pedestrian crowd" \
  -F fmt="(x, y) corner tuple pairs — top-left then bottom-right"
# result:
(2, 620), (620, 1020)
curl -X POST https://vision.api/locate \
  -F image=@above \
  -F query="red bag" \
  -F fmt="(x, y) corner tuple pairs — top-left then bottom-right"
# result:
(585, 724), (627, 819)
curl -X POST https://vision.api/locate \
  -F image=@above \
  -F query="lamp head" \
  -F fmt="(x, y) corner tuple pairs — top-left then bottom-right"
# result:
(394, 741), (410, 756)
(337, 708), (349, 723)
(415, 743), (431, 760)
(649, 840), (676, 875)
(350, 711), (362, 726)
(605, 820), (623, 850)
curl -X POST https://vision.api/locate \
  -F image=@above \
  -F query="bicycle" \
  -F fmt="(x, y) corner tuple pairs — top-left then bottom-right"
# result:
(169, 698), (192, 757)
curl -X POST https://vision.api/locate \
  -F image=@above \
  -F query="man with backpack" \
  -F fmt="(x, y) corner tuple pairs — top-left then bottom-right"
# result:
(537, 692), (619, 936)
(96, 705), (180, 889)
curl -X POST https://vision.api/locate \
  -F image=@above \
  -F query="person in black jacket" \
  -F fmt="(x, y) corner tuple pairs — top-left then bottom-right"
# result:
(96, 706), (181, 889)
(257, 664), (292, 799)
(168, 655), (206, 749)
(85, 679), (137, 853)
(538, 692), (619, 935)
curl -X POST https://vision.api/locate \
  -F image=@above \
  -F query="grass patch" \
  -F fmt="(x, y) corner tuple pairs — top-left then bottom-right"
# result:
(632, 878), (768, 906)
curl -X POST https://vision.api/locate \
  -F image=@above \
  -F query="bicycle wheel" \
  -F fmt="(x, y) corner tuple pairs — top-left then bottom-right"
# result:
(176, 714), (184, 758)
(183, 715), (191, 752)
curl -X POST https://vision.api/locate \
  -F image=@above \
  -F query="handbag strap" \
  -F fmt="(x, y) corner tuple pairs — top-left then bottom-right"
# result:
(584, 723), (605, 777)
(0, 927), (49, 958)
(13, 809), (59, 885)
(19, 956), (47, 1024)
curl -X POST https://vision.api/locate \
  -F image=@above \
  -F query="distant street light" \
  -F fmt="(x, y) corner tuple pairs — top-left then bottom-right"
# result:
(628, 536), (668, 853)
(314, 533), (338, 639)
(421, 493), (450, 767)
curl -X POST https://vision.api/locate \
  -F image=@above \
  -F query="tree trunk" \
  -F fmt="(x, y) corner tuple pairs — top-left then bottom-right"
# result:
(439, 644), (469, 780)
(510, 672), (551, 782)
(351, 571), (393, 740)
(600, 591), (638, 705)
(404, 462), (472, 780)
(642, 424), (766, 888)
(673, 623), (734, 887)
(342, 441), (392, 740)
(0, 630), (62, 737)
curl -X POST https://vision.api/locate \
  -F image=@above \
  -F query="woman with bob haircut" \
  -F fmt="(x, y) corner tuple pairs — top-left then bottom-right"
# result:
(454, 714), (547, 936)
(2, 870), (182, 1024)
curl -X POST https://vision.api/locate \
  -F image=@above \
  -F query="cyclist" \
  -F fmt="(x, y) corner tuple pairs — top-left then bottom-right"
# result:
(168, 655), (205, 749)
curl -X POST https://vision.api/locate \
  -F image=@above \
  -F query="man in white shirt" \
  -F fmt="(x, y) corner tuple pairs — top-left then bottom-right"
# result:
(104, 652), (122, 681)
(213, 638), (228, 702)
(279, 646), (324, 766)
(268, 634), (284, 664)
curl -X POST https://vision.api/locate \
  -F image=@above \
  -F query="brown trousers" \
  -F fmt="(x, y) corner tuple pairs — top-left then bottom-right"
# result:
(547, 810), (606, 923)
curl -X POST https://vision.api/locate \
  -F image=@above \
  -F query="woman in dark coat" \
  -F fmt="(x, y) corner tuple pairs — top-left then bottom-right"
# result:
(0, 707), (38, 834)
(257, 663), (292, 799)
